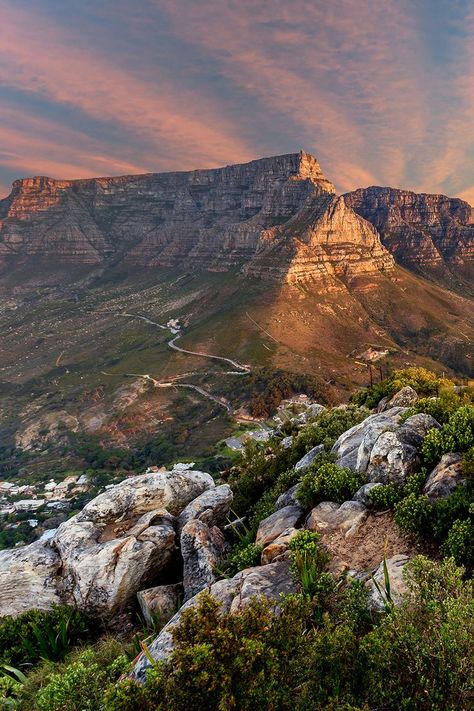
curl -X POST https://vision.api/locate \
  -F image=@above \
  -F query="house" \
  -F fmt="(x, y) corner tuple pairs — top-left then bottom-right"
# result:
(14, 499), (45, 512)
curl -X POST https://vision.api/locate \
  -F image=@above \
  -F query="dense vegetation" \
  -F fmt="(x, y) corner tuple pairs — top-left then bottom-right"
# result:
(1, 367), (473, 709)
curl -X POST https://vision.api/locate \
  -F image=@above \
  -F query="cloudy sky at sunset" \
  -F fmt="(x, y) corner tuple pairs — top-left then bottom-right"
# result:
(0, 0), (473, 203)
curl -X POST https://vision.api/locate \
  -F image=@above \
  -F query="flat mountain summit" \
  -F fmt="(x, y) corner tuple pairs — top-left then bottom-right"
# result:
(0, 151), (392, 285)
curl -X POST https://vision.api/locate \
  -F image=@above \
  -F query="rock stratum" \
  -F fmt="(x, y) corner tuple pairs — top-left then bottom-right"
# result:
(0, 151), (393, 284)
(345, 186), (474, 288)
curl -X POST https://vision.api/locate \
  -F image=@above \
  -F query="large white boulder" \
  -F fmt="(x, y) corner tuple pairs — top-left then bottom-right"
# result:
(0, 539), (62, 617)
(331, 408), (406, 472)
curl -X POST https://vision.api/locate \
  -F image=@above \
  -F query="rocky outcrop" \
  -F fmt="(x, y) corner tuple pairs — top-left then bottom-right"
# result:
(306, 500), (369, 538)
(366, 555), (410, 611)
(137, 583), (182, 627)
(255, 505), (305, 547)
(423, 453), (465, 501)
(181, 520), (226, 600)
(331, 408), (406, 471)
(0, 539), (62, 617)
(0, 468), (216, 618)
(0, 151), (393, 285)
(177, 484), (233, 535)
(295, 444), (325, 472)
(345, 187), (474, 284)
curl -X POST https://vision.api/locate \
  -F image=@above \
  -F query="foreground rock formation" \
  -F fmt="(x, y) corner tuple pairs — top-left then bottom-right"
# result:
(0, 468), (225, 617)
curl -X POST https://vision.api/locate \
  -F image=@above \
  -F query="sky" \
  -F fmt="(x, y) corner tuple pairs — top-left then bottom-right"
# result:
(0, 0), (473, 203)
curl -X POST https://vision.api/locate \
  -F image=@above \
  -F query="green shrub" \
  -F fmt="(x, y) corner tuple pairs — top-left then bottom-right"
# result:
(220, 541), (263, 577)
(368, 472), (426, 510)
(400, 389), (465, 425)
(360, 557), (474, 711)
(461, 446), (474, 478)
(441, 519), (474, 568)
(352, 367), (452, 410)
(393, 493), (431, 535)
(0, 606), (89, 668)
(105, 557), (473, 711)
(368, 482), (403, 509)
(297, 462), (365, 508)
(422, 405), (474, 465)
(288, 531), (332, 605)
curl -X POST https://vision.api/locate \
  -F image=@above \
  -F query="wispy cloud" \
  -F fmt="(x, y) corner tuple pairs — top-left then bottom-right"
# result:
(0, 0), (472, 204)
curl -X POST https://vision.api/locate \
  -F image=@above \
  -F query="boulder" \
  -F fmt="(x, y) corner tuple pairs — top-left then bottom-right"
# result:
(75, 468), (215, 523)
(294, 444), (325, 472)
(403, 413), (441, 436)
(0, 539), (62, 618)
(352, 482), (383, 507)
(366, 555), (410, 611)
(177, 484), (233, 535)
(261, 527), (298, 564)
(388, 386), (418, 408)
(308, 403), (326, 417)
(280, 436), (294, 450)
(132, 561), (296, 682)
(366, 429), (420, 485)
(274, 484), (299, 511)
(423, 453), (465, 501)
(137, 583), (182, 627)
(306, 500), (368, 538)
(181, 520), (226, 600)
(229, 560), (295, 613)
(54, 509), (177, 614)
(256, 505), (305, 547)
(332, 408), (406, 471)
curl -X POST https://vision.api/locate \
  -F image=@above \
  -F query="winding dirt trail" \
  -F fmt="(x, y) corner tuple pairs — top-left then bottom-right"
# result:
(111, 312), (250, 410)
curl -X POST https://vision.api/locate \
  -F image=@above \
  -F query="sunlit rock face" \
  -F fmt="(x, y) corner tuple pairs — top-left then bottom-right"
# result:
(345, 186), (474, 283)
(0, 151), (393, 284)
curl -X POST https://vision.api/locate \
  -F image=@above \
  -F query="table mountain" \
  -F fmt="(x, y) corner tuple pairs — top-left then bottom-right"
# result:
(0, 151), (392, 285)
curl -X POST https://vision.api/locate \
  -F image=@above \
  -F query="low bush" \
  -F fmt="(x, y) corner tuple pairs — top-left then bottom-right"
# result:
(422, 405), (474, 465)
(288, 530), (332, 606)
(104, 557), (473, 711)
(441, 518), (474, 568)
(297, 462), (365, 508)
(352, 367), (452, 410)
(0, 606), (89, 668)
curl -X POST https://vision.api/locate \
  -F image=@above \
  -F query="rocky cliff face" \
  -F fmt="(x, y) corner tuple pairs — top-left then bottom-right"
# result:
(0, 151), (393, 284)
(344, 187), (474, 285)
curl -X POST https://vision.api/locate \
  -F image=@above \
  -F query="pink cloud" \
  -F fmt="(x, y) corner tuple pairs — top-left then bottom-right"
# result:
(0, 4), (256, 174)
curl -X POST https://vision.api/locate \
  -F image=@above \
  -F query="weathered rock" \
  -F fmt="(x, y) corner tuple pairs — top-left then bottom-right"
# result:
(366, 429), (420, 485)
(256, 505), (305, 547)
(181, 520), (226, 601)
(388, 386), (419, 408)
(261, 527), (298, 564)
(75, 468), (215, 523)
(177, 484), (233, 535)
(295, 444), (325, 472)
(423, 453), (465, 501)
(366, 555), (410, 611)
(274, 484), (300, 511)
(403, 413), (441, 436)
(308, 403), (326, 417)
(0, 152), (395, 286)
(345, 186), (474, 283)
(54, 509), (177, 614)
(280, 435), (294, 450)
(137, 583), (182, 627)
(132, 561), (296, 682)
(229, 560), (295, 613)
(0, 539), (62, 617)
(306, 500), (369, 538)
(352, 482), (383, 507)
(331, 408), (406, 471)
